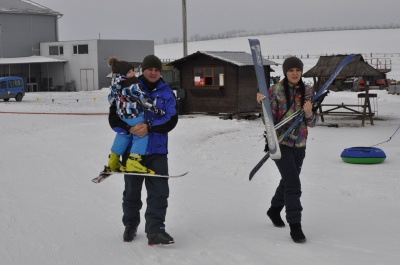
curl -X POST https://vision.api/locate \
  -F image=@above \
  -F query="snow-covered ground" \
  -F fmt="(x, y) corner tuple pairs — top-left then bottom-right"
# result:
(1, 29), (400, 264)
(1, 87), (399, 265)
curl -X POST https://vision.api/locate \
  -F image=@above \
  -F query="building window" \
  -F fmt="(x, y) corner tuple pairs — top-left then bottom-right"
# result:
(194, 67), (224, 86)
(73, 44), (89, 55)
(49, 46), (64, 55)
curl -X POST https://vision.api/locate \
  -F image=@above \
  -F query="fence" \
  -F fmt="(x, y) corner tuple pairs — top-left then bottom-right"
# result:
(388, 85), (400, 94)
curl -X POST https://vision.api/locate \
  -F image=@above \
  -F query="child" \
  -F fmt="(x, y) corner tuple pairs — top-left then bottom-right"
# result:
(105, 56), (163, 174)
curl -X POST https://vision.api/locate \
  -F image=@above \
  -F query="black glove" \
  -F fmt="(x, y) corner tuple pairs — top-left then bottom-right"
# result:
(263, 131), (269, 152)
(312, 91), (329, 112)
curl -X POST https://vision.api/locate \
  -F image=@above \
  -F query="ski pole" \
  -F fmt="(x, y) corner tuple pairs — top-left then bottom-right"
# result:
(275, 109), (302, 130)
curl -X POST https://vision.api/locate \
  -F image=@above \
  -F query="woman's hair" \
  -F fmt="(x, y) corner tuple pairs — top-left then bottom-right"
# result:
(282, 77), (306, 108)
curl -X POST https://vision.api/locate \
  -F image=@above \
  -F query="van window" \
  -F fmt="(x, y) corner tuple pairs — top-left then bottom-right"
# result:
(0, 81), (6, 89)
(8, 80), (22, 88)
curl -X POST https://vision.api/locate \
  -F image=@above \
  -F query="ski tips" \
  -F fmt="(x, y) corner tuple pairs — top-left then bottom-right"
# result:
(340, 54), (356, 66)
(248, 38), (260, 43)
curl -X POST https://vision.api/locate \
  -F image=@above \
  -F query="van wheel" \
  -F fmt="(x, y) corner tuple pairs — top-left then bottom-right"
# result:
(3, 98), (10, 102)
(15, 94), (23, 102)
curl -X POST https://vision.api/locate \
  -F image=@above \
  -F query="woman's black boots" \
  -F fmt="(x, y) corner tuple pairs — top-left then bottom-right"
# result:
(267, 206), (307, 243)
(266, 205), (285, 227)
(289, 223), (306, 243)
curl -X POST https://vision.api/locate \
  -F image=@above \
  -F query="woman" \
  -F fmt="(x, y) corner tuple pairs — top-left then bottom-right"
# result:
(257, 56), (318, 243)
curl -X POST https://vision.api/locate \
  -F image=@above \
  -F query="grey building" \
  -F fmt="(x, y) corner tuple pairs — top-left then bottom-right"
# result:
(0, 0), (61, 57)
(0, 0), (154, 92)
(0, 0), (63, 91)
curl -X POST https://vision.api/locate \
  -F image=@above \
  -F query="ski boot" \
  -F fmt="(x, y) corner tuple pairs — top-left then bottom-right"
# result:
(125, 154), (155, 174)
(104, 152), (125, 172)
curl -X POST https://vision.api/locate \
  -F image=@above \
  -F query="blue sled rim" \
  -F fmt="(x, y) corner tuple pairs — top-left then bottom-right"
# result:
(341, 147), (386, 164)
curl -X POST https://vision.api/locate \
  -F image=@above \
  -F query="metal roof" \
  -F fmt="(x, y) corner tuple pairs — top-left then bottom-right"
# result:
(168, 51), (278, 67)
(0, 0), (62, 17)
(0, 56), (66, 65)
(202, 51), (278, 66)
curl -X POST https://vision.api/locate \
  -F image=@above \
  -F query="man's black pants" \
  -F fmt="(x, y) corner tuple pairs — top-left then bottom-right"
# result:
(122, 154), (169, 234)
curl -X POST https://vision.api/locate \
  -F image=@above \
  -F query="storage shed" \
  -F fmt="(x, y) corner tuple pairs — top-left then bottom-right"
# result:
(168, 51), (277, 116)
(304, 54), (385, 127)
(303, 54), (384, 92)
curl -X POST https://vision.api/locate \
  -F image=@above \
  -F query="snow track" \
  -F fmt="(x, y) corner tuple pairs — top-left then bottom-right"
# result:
(1, 89), (400, 264)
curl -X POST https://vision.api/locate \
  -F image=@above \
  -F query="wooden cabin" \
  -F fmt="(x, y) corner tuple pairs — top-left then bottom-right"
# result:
(303, 54), (385, 126)
(167, 51), (277, 117)
(303, 54), (384, 92)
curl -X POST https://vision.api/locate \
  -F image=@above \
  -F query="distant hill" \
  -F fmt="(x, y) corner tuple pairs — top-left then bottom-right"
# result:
(156, 28), (400, 80)
(160, 25), (400, 44)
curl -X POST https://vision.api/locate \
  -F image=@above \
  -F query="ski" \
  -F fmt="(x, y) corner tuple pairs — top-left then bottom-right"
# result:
(249, 53), (356, 181)
(249, 39), (281, 160)
(92, 171), (188, 183)
(249, 152), (270, 180)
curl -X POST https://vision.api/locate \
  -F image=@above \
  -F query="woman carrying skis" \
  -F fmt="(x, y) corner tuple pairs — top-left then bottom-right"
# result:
(257, 56), (318, 243)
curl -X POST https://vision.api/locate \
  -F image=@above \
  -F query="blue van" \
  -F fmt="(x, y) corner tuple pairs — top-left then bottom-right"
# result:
(0, 76), (25, 102)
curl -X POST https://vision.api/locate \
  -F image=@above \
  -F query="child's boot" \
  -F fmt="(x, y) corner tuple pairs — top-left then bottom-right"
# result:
(125, 154), (155, 174)
(106, 152), (122, 172)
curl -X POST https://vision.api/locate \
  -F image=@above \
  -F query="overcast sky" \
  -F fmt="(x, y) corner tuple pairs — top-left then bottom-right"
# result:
(36, 0), (400, 43)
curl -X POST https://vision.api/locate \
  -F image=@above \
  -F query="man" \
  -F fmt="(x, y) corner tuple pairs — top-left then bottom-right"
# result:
(108, 55), (178, 245)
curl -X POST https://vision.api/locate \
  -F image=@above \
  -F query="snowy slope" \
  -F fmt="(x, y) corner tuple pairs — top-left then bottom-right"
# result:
(1, 29), (400, 264)
(156, 28), (400, 81)
(1, 88), (399, 265)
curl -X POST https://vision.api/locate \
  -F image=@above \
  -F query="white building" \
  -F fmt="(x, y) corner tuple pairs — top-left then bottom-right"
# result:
(40, 39), (154, 91)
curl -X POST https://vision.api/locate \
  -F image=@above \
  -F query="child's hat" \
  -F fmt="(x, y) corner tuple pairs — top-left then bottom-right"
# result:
(107, 56), (134, 75)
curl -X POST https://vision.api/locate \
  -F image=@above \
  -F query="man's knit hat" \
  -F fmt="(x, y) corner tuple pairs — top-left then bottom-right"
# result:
(142, 55), (162, 71)
(107, 56), (134, 76)
(282, 56), (303, 74)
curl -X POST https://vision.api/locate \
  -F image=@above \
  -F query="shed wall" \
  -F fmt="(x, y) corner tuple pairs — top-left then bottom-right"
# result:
(177, 55), (269, 115)
(179, 56), (239, 113)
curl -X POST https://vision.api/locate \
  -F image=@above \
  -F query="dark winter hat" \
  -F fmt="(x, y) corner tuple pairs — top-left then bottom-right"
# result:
(282, 56), (304, 74)
(107, 56), (134, 76)
(142, 55), (162, 71)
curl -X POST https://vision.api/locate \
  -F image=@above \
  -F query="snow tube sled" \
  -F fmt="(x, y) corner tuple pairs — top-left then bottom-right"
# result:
(341, 147), (386, 164)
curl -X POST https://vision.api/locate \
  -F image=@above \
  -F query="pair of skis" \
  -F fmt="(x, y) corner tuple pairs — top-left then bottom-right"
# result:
(248, 39), (356, 181)
(92, 169), (188, 183)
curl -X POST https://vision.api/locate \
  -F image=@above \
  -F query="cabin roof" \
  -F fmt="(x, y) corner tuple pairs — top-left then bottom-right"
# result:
(303, 54), (383, 78)
(168, 51), (278, 67)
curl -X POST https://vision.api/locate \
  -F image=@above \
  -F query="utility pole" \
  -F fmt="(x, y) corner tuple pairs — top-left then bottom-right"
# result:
(0, 24), (2, 58)
(182, 0), (187, 57)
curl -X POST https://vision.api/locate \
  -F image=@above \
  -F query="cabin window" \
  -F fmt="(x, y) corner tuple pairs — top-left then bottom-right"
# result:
(73, 44), (89, 55)
(194, 67), (224, 86)
(49, 46), (64, 55)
